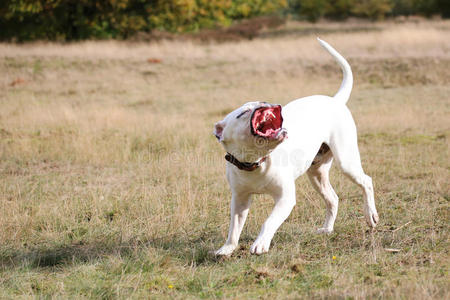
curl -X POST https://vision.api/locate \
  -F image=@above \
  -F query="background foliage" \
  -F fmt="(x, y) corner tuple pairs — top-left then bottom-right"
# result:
(287, 0), (448, 21)
(0, 0), (287, 40)
(0, 0), (449, 40)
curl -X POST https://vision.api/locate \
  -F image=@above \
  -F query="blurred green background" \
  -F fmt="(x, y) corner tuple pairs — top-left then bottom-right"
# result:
(1, 0), (449, 41)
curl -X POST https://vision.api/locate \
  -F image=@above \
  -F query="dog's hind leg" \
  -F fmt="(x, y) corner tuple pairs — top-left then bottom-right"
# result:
(307, 152), (339, 233)
(329, 127), (379, 228)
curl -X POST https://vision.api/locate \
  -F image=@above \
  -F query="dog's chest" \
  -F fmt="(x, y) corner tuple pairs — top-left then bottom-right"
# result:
(228, 163), (286, 194)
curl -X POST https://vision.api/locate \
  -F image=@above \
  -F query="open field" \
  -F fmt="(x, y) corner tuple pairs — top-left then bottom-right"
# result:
(0, 20), (449, 298)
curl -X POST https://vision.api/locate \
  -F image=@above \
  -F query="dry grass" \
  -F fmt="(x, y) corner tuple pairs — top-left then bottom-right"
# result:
(0, 20), (449, 298)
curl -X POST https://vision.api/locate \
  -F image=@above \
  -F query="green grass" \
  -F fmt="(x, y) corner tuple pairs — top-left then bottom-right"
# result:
(0, 20), (449, 298)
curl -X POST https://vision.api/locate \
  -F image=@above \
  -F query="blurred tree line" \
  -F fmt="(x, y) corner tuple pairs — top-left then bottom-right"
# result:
(0, 0), (449, 41)
(288, 0), (449, 21)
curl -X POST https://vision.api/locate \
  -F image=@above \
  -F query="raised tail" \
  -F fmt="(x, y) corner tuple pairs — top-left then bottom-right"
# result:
(317, 38), (353, 105)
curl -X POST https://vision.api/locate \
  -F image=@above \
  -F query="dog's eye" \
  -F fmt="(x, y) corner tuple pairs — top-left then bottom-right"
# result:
(236, 109), (250, 119)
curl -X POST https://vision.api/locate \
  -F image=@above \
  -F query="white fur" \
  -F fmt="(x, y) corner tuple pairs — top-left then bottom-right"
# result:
(214, 38), (379, 256)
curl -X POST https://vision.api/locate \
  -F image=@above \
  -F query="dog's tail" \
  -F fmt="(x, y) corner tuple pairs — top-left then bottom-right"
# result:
(317, 38), (353, 105)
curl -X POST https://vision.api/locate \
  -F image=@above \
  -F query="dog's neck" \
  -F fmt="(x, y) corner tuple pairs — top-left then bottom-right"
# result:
(225, 153), (267, 171)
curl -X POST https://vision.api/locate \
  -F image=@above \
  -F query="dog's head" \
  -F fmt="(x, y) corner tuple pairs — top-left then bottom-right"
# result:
(214, 102), (287, 162)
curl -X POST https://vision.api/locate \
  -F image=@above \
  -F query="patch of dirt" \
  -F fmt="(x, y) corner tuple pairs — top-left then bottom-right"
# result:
(9, 77), (26, 86)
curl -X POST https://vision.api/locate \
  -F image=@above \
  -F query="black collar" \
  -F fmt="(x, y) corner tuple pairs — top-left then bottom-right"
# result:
(225, 153), (266, 171)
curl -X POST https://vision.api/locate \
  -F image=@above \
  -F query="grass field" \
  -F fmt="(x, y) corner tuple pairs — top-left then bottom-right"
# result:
(0, 20), (449, 298)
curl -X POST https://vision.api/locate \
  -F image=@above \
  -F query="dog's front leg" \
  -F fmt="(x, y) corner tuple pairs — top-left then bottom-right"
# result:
(250, 183), (296, 255)
(215, 192), (251, 256)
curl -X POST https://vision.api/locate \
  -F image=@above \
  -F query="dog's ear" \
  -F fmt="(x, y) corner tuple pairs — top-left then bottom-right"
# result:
(214, 121), (225, 141)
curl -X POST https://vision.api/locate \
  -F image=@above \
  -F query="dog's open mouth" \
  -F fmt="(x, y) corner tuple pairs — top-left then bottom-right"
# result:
(251, 105), (284, 139)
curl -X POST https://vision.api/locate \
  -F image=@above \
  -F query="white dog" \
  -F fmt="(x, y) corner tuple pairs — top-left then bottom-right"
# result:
(213, 38), (379, 256)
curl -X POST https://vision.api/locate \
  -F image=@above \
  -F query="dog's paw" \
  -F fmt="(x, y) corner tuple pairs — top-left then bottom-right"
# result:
(250, 237), (271, 255)
(364, 205), (379, 228)
(316, 227), (333, 234)
(214, 244), (236, 256)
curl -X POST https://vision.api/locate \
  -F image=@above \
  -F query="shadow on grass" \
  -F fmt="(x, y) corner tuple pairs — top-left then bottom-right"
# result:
(0, 226), (386, 271)
(0, 241), (130, 269)
(0, 231), (225, 270)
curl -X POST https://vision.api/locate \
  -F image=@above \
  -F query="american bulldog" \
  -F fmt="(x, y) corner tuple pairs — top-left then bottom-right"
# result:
(213, 38), (379, 256)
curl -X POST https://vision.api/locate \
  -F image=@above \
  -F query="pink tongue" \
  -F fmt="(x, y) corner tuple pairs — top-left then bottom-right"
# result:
(259, 124), (278, 137)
